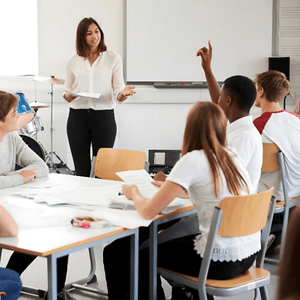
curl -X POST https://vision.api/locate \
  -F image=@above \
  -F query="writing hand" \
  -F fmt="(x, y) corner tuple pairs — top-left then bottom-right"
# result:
(196, 40), (212, 71)
(19, 169), (37, 184)
(63, 93), (77, 103)
(122, 184), (138, 200)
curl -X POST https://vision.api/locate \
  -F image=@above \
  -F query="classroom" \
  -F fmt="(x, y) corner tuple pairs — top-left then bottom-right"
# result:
(0, 0), (300, 299)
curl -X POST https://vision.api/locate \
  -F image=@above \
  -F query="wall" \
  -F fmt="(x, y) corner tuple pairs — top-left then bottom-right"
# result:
(1, 1), (293, 171)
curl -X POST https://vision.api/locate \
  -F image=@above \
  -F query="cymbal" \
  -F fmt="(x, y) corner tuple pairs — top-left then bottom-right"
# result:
(29, 101), (50, 109)
(33, 76), (65, 85)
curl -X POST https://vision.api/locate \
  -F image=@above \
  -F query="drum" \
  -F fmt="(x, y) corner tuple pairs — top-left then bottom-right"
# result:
(16, 92), (35, 128)
(18, 115), (44, 136)
(20, 134), (47, 161)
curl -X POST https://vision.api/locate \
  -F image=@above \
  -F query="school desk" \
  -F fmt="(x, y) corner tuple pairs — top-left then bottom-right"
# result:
(0, 174), (139, 300)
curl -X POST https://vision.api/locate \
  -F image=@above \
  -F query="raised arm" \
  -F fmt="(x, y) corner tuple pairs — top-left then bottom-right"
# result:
(196, 41), (220, 104)
(0, 205), (18, 237)
(122, 181), (186, 220)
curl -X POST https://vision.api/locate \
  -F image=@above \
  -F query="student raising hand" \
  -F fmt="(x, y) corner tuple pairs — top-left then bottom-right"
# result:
(196, 40), (212, 72)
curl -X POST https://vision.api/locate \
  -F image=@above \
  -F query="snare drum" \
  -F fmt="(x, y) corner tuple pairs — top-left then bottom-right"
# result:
(20, 134), (47, 161)
(18, 115), (44, 136)
(16, 92), (34, 128)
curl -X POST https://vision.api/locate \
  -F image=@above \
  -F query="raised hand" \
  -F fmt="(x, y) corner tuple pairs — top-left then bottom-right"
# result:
(196, 40), (212, 72)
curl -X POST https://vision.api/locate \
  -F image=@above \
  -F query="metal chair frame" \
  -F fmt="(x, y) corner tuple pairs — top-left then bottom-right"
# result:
(159, 189), (276, 300)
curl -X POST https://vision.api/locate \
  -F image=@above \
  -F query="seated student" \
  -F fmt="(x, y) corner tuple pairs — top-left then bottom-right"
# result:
(277, 203), (300, 300)
(253, 70), (300, 251)
(254, 70), (300, 200)
(0, 204), (22, 300)
(0, 91), (75, 300)
(104, 102), (258, 300)
(197, 41), (262, 190)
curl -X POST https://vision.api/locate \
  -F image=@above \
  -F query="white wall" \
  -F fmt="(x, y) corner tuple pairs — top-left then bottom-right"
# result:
(1, 1), (292, 171)
(7, 0), (203, 170)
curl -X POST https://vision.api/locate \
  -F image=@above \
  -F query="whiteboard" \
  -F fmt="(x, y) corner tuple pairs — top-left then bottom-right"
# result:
(126, 0), (273, 83)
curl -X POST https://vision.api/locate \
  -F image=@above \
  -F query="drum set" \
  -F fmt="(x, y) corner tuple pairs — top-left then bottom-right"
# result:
(16, 91), (49, 161)
(16, 76), (72, 174)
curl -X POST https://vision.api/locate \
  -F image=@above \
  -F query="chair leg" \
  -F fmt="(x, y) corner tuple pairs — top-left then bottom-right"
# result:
(198, 289), (207, 300)
(259, 286), (269, 300)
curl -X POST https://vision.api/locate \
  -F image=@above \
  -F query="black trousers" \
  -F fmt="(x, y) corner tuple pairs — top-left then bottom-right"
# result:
(67, 108), (117, 177)
(6, 252), (68, 293)
(103, 234), (257, 300)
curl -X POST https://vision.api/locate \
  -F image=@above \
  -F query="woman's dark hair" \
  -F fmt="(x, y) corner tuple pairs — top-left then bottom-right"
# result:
(76, 17), (107, 57)
(182, 101), (248, 197)
(0, 91), (18, 122)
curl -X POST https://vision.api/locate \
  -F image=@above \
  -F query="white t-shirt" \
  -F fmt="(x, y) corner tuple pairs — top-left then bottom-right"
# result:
(254, 110), (300, 200)
(64, 50), (126, 110)
(166, 148), (260, 262)
(227, 116), (263, 191)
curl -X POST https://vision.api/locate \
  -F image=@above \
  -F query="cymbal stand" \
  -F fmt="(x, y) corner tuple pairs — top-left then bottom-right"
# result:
(47, 78), (73, 174)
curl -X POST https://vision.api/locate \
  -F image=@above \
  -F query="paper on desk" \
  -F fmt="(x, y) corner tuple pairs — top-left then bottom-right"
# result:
(33, 184), (121, 206)
(116, 169), (158, 198)
(91, 207), (152, 228)
(64, 90), (101, 99)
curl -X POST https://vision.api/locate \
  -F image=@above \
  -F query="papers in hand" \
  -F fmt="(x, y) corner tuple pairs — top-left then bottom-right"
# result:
(64, 90), (101, 99)
(114, 169), (192, 213)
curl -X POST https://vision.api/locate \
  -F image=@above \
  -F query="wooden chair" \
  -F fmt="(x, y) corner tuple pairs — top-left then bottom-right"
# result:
(159, 188), (276, 300)
(262, 143), (300, 263)
(90, 148), (147, 180)
(69, 148), (147, 293)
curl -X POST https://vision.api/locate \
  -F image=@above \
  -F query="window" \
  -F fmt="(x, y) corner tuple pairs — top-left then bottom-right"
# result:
(0, 0), (38, 75)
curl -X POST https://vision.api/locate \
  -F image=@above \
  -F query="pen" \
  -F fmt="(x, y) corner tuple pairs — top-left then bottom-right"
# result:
(71, 219), (90, 229)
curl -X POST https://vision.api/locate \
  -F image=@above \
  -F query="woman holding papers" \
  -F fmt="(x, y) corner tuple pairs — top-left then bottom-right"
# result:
(63, 17), (136, 177)
(104, 102), (258, 300)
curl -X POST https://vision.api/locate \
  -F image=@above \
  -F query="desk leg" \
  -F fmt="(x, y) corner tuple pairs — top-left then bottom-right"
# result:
(130, 229), (139, 300)
(150, 222), (158, 300)
(47, 254), (58, 300)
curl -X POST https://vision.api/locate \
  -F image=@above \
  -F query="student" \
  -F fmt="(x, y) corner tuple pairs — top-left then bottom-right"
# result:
(253, 70), (300, 200)
(197, 41), (262, 190)
(0, 91), (74, 300)
(63, 17), (136, 177)
(104, 102), (258, 300)
(277, 204), (300, 300)
(0, 205), (22, 300)
(253, 70), (300, 251)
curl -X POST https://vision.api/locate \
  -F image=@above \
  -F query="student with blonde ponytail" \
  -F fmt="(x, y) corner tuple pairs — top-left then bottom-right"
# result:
(104, 102), (258, 300)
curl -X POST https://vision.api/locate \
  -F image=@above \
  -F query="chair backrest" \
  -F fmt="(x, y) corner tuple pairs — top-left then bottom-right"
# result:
(218, 188), (274, 237)
(198, 188), (276, 289)
(94, 148), (147, 181)
(261, 143), (280, 172)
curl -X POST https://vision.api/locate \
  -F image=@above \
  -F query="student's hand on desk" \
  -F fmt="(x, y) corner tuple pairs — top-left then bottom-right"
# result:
(122, 184), (139, 200)
(20, 169), (37, 183)
(196, 40), (212, 71)
(152, 181), (165, 188)
(63, 93), (76, 103)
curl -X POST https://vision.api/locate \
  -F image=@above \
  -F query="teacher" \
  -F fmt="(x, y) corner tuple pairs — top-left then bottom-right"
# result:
(64, 17), (135, 177)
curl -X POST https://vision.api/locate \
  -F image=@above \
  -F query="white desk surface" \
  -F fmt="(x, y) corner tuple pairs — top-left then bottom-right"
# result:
(0, 174), (130, 255)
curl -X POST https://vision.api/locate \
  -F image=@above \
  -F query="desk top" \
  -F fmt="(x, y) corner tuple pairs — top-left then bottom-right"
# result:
(0, 225), (129, 257)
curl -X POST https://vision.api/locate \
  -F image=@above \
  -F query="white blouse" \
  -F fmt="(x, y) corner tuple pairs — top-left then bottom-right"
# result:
(166, 148), (260, 262)
(64, 50), (126, 110)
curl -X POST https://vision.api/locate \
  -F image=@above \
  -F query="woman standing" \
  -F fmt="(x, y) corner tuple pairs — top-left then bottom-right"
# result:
(104, 102), (259, 300)
(64, 17), (135, 176)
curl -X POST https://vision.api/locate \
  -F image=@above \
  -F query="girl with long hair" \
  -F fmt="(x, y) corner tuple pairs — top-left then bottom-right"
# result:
(104, 102), (259, 300)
